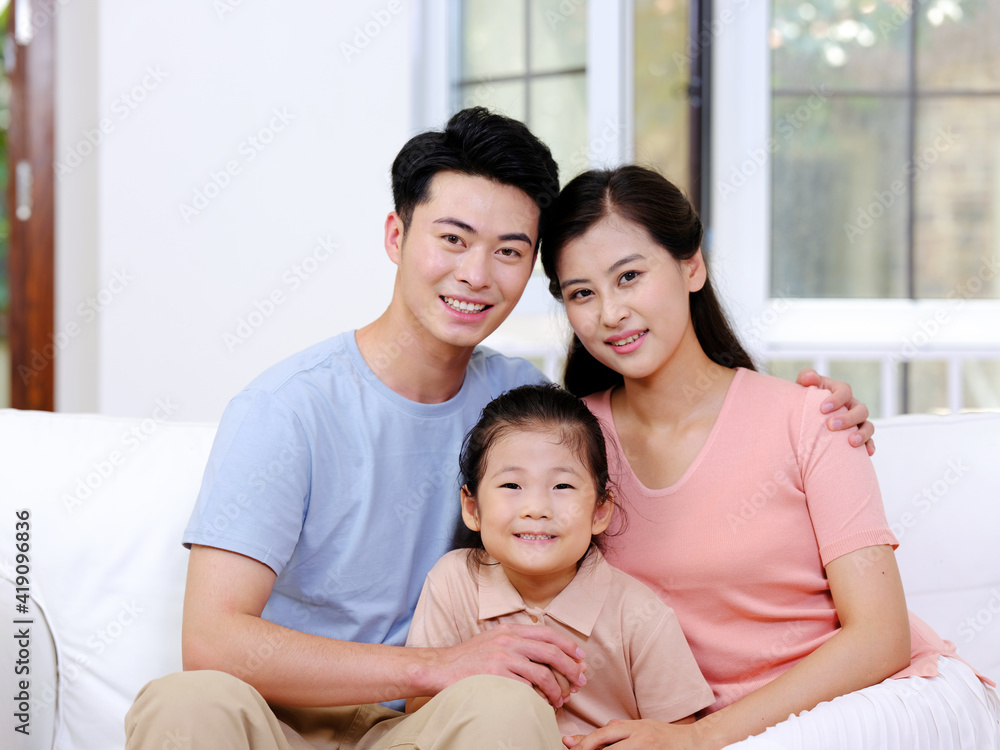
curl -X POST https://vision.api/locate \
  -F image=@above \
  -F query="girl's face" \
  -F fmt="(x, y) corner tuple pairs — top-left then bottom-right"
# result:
(462, 427), (613, 602)
(556, 215), (706, 383)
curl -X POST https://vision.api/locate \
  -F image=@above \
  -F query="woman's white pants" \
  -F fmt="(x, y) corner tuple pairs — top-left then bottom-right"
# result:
(726, 657), (1000, 750)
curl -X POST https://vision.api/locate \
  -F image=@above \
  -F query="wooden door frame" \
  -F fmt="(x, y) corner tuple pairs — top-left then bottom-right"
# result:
(7, 0), (55, 410)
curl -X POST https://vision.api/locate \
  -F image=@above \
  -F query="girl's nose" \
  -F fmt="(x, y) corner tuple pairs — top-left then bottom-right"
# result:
(520, 495), (553, 519)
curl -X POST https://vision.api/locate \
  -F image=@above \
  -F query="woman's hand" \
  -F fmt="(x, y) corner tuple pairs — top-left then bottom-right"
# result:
(796, 368), (875, 455)
(563, 718), (710, 750)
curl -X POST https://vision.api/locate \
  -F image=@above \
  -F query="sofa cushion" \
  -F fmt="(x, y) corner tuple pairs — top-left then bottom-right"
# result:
(0, 409), (217, 750)
(872, 411), (1000, 683)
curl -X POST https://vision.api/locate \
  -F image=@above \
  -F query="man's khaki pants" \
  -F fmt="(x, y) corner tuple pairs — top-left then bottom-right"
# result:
(125, 670), (564, 750)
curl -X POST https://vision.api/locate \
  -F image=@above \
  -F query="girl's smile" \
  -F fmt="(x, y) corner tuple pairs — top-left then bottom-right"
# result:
(461, 427), (613, 608)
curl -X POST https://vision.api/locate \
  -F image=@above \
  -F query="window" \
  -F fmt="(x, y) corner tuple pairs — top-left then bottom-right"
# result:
(713, 0), (1000, 415)
(457, 0), (588, 184)
(770, 0), (1000, 301)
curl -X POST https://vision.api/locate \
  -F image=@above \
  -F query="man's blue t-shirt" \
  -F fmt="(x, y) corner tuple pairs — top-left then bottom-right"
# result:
(183, 331), (545, 651)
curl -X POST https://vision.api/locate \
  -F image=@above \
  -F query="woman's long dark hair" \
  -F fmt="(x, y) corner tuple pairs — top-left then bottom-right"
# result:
(540, 165), (756, 397)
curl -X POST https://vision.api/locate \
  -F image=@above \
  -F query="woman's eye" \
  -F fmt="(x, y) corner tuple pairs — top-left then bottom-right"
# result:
(619, 270), (639, 284)
(567, 288), (592, 300)
(444, 234), (461, 244)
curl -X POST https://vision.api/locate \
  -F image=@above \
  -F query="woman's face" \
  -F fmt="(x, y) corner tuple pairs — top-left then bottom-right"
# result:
(555, 215), (705, 383)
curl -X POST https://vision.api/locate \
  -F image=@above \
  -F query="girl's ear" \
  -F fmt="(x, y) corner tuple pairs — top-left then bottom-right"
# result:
(460, 485), (481, 532)
(591, 491), (615, 535)
(684, 248), (708, 294)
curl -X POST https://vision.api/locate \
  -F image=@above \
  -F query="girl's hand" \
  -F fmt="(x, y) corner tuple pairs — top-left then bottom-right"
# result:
(563, 719), (709, 750)
(796, 368), (876, 455)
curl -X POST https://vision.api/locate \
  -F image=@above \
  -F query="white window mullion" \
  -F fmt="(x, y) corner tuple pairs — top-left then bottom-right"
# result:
(586, 1), (630, 169)
(710, 1), (771, 358)
(412, 0), (455, 132)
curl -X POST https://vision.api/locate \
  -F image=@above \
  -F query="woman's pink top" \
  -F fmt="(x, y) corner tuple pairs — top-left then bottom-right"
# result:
(585, 368), (982, 714)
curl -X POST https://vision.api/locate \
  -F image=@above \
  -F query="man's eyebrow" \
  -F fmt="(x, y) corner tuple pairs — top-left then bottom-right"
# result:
(432, 218), (533, 246)
(433, 217), (476, 234)
(499, 232), (533, 245)
(560, 253), (646, 290)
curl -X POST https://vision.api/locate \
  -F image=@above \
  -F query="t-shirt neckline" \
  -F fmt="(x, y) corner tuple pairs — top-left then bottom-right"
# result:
(604, 367), (747, 496)
(345, 330), (473, 417)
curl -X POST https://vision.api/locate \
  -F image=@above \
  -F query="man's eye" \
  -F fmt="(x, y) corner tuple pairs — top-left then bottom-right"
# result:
(444, 234), (460, 244)
(498, 247), (522, 258)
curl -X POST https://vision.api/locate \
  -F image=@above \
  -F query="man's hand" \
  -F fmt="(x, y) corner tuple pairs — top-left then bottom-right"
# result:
(797, 368), (875, 455)
(433, 623), (586, 708)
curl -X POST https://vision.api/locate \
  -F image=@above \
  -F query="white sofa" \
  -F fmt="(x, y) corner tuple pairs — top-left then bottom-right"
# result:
(1, 407), (998, 750)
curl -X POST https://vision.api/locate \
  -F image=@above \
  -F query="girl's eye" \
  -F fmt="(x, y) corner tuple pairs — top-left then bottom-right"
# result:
(501, 482), (521, 490)
(567, 288), (593, 300)
(554, 483), (575, 490)
(619, 270), (640, 284)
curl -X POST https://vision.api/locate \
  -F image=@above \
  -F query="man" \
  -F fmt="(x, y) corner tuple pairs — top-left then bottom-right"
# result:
(126, 108), (871, 750)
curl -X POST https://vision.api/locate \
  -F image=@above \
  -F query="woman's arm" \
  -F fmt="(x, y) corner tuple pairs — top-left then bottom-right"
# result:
(563, 544), (911, 750)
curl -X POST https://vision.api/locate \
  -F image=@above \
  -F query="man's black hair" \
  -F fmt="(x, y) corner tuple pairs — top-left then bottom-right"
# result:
(390, 107), (560, 243)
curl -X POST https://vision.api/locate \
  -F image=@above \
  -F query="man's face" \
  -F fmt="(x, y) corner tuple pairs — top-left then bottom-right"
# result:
(385, 171), (540, 351)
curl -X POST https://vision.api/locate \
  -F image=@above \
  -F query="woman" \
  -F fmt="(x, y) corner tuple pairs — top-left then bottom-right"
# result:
(540, 165), (1000, 749)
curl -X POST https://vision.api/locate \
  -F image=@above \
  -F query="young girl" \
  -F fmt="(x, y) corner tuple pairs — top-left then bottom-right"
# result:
(405, 382), (714, 738)
(539, 164), (1000, 749)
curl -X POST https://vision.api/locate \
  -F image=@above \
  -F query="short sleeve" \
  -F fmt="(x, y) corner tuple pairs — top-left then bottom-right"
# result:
(632, 604), (715, 722)
(796, 387), (898, 566)
(406, 556), (468, 650)
(183, 388), (312, 575)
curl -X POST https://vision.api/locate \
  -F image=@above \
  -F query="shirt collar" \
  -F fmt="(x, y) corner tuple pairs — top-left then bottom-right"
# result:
(476, 549), (614, 637)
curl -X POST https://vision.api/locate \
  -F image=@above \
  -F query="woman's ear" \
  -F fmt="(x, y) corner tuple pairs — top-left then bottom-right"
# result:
(592, 491), (615, 535)
(460, 485), (481, 532)
(684, 248), (708, 293)
(384, 211), (405, 265)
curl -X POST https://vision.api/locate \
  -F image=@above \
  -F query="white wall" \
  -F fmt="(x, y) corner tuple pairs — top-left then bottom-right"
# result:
(55, 0), (418, 421)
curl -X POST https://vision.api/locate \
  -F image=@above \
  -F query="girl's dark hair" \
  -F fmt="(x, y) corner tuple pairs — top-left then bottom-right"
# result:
(391, 107), (560, 242)
(457, 383), (617, 568)
(539, 165), (756, 397)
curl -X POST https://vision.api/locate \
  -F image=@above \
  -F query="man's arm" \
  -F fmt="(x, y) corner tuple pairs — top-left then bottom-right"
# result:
(182, 545), (587, 707)
(796, 368), (875, 454)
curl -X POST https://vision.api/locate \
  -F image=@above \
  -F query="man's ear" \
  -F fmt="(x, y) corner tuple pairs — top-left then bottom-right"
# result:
(384, 211), (405, 265)
(684, 248), (708, 293)
(460, 485), (480, 532)
(592, 492), (615, 535)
